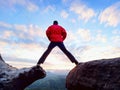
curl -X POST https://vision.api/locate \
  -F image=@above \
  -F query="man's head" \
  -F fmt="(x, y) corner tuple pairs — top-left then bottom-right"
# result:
(53, 20), (58, 25)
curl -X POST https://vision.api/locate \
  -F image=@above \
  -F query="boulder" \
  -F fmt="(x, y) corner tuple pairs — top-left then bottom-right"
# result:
(66, 57), (120, 90)
(0, 54), (46, 90)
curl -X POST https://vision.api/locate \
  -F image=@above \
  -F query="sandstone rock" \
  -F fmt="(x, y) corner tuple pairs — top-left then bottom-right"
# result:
(0, 54), (46, 90)
(66, 57), (120, 90)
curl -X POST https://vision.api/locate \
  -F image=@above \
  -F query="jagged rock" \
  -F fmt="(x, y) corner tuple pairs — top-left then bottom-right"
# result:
(66, 57), (120, 90)
(0, 54), (46, 90)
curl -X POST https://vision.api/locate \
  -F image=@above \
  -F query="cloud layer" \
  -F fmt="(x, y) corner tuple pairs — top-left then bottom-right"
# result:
(70, 1), (96, 22)
(99, 2), (120, 27)
(0, 0), (120, 70)
(0, 0), (39, 12)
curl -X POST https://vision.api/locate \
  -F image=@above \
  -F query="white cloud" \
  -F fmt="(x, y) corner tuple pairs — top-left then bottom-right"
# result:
(112, 29), (120, 35)
(112, 35), (120, 45)
(77, 29), (92, 42)
(95, 34), (107, 43)
(14, 24), (45, 40)
(0, 40), (45, 61)
(0, 22), (47, 64)
(99, 2), (120, 27)
(1, 21), (120, 70)
(0, 41), (8, 49)
(79, 46), (120, 62)
(0, 21), (12, 28)
(13, 43), (45, 60)
(70, 1), (96, 22)
(0, 0), (39, 12)
(65, 31), (78, 45)
(0, 38), (75, 69)
(26, 1), (39, 12)
(2, 30), (15, 39)
(6, 60), (34, 69)
(43, 5), (55, 13)
(61, 10), (69, 18)
(14, 24), (27, 32)
(0, 22), (46, 44)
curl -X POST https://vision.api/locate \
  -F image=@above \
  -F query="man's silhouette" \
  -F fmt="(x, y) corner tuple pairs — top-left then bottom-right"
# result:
(37, 20), (78, 65)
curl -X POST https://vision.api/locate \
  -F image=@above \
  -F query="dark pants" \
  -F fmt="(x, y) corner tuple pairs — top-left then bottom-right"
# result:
(37, 42), (78, 64)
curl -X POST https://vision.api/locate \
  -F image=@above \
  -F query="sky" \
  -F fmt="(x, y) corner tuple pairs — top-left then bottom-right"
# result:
(0, 0), (120, 70)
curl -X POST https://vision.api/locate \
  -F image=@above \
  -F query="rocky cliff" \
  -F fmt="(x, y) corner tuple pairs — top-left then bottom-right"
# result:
(0, 54), (46, 90)
(66, 57), (120, 90)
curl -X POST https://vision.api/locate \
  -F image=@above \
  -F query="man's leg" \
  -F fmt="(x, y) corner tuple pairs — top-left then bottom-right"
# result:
(37, 42), (56, 64)
(57, 42), (78, 65)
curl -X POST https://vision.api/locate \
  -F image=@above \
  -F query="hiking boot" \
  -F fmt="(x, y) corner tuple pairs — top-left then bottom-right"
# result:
(36, 64), (41, 68)
(75, 61), (79, 65)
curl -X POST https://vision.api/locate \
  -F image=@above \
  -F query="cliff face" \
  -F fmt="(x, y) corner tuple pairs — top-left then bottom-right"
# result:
(0, 54), (46, 90)
(66, 57), (120, 90)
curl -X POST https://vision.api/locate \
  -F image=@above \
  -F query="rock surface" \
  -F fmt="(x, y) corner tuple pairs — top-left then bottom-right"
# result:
(0, 54), (46, 90)
(66, 57), (120, 90)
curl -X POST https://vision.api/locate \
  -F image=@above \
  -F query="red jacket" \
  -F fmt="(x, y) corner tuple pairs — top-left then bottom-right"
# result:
(46, 25), (67, 42)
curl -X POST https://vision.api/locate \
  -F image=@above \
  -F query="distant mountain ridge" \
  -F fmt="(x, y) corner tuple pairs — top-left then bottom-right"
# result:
(25, 71), (67, 90)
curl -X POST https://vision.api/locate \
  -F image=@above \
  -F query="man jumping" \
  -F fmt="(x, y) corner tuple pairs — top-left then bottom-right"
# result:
(37, 20), (79, 65)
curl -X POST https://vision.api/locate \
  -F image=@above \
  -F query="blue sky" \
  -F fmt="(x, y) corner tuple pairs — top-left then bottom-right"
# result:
(0, 0), (120, 70)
